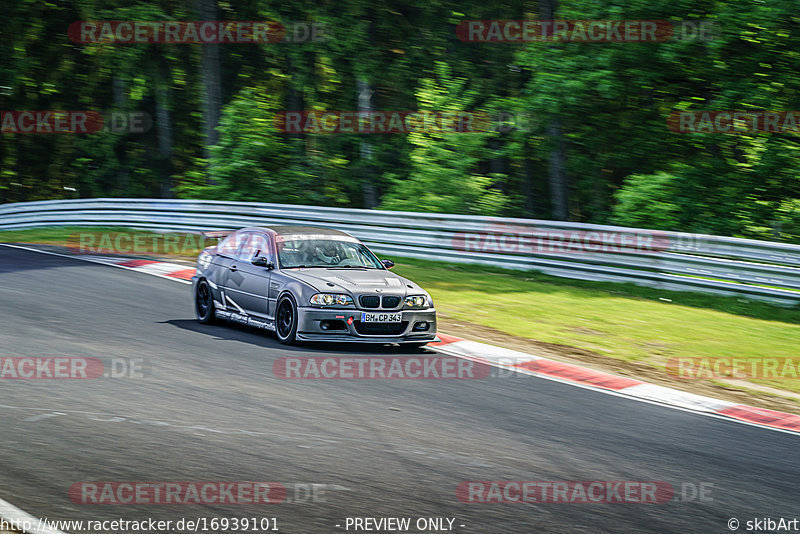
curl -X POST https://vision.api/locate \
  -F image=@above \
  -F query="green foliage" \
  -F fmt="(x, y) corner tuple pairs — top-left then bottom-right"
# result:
(613, 161), (760, 236)
(612, 171), (683, 230)
(184, 87), (291, 201)
(380, 63), (507, 215)
(2, 0), (800, 243)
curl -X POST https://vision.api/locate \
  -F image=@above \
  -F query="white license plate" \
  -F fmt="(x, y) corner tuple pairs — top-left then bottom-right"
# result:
(361, 312), (402, 323)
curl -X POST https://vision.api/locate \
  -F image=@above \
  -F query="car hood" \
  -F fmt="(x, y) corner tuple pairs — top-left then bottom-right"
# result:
(282, 268), (426, 295)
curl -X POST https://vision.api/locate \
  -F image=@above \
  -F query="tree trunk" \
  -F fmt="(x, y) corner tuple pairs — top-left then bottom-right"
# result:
(112, 74), (129, 193)
(155, 57), (174, 198)
(540, 0), (569, 220)
(523, 155), (535, 217)
(357, 78), (378, 208)
(194, 0), (222, 183)
(547, 118), (568, 220)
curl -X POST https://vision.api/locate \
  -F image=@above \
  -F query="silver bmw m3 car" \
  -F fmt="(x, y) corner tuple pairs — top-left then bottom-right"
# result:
(191, 226), (437, 346)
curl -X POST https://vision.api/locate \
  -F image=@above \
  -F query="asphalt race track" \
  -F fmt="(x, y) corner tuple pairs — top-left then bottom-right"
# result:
(0, 245), (798, 534)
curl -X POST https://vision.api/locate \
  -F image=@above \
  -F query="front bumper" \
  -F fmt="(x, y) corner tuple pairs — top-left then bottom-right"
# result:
(295, 306), (437, 343)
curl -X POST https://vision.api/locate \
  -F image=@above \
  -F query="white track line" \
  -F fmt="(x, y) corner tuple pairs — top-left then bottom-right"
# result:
(0, 497), (67, 534)
(0, 244), (191, 284)
(429, 344), (800, 438)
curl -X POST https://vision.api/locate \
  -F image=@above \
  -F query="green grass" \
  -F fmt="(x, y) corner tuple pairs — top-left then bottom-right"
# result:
(0, 226), (212, 260)
(0, 225), (107, 245)
(389, 257), (800, 394)
(4, 226), (800, 396)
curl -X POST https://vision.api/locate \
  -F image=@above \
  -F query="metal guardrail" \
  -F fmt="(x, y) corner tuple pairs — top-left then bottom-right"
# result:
(1, 198), (799, 304)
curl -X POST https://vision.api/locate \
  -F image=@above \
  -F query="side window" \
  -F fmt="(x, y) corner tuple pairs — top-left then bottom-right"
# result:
(218, 232), (242, 257)
(235, 233), (271, 262)
(234, 233), (253, 261)
(249, 234), (272, 262)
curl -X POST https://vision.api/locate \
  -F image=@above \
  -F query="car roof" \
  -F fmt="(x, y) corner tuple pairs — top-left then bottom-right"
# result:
(238, 226), (355, 239)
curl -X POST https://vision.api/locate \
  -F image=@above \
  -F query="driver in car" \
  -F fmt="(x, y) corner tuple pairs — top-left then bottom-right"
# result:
(314, 241), (341, 265)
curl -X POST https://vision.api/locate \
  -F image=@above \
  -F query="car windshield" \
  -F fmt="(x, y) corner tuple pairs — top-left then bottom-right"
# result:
(277, 237), (384, 269)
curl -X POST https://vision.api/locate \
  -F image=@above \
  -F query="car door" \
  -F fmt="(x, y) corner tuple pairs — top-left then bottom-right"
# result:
(222, 232), (273, 317)
(212, 231), (244, 306)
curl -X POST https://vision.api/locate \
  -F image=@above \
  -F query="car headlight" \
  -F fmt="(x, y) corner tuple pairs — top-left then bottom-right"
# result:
(404, 295), (427, 309)
(310, 293), (354, 307)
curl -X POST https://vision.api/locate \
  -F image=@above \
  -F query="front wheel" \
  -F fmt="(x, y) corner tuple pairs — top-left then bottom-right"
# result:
(195, 279), (218, 324)
(275, 295), (298, 345)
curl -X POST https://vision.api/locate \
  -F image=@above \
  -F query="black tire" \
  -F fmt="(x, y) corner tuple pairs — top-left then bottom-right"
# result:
(195, 279), (218, 324)
(275, 294), (298, 345)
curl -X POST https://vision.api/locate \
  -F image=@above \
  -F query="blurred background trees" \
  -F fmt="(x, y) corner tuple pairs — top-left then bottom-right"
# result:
(1, 0), (799, 241)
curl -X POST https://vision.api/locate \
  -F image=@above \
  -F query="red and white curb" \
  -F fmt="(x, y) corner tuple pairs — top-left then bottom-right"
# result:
(3, 243), (800, 438)
(0, 244), (195, 283)
(430, 333), (800, 435)
(73, 255), (195, 282)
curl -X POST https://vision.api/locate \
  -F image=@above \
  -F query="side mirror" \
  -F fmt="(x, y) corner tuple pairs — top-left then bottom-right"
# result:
(381, 259), (395, 269)
(252, 257), (274, 270)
